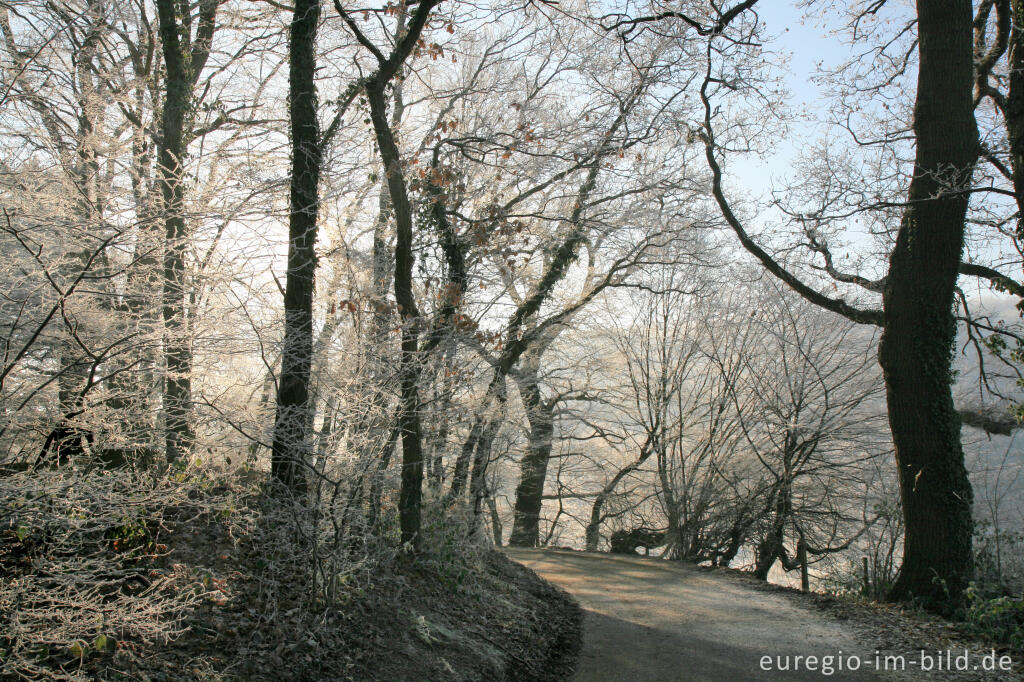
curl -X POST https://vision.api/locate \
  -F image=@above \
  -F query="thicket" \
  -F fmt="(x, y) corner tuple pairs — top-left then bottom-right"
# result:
(0, 458), (579, 680)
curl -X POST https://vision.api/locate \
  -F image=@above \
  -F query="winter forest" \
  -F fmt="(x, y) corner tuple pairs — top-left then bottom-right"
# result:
(3, 0), (1024, 679)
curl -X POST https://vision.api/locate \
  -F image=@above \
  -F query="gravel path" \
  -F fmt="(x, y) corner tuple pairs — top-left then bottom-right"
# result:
(506, 548), (882, 681)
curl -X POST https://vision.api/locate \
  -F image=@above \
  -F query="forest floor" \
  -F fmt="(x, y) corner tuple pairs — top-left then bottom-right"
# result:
(506, 548), (1024, 681)
(117, 508), (583, 682)
(145, 546), (583, 682)
(1, 468), (582, 682)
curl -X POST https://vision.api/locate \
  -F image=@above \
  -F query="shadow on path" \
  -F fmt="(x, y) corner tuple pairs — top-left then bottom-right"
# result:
(506, 548), (880, 681)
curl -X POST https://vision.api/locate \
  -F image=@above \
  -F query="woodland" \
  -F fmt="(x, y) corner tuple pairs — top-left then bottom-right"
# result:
(2, 0), (1024, 678)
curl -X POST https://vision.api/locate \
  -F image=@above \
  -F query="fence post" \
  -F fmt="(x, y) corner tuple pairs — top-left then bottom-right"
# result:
(798, 539), (809, 592)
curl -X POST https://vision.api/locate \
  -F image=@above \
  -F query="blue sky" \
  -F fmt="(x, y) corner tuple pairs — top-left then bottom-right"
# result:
(729, 2), (859, 198)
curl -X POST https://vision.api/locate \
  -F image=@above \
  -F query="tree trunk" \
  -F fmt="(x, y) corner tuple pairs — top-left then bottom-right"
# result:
(487, 494), (503, 546)
(584, 505), (602, 552)
(271, 0), (321, 493)
(155, 0), (216, 465)
(449, 414), (482, 502)
(427, 344), (455, 490)
(155, 3), (193, 465)
(1007, 0), (1024, 230)
(798, 538), (809, 592)
(656, 441), (681, 559)
(365, 76), (425, 547)
(879, 0), (978, 610)
(468, 396), (504, 519)
(448, 374), (504, 502)
(508, 421), (554, 546)
(753, 490), (787, 581)
(368, 423), (401, 528)
(509, 355), (555, 547)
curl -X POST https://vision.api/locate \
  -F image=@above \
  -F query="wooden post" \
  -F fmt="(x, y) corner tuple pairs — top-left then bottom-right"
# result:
(798, 539), (809, 592)
(862, 556), (870, 595)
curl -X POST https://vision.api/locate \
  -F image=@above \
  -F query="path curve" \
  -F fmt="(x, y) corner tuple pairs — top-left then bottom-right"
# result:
(506, 548), (879, 681)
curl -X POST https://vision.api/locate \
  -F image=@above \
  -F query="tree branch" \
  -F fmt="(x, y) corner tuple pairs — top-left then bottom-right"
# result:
(699, 52), (883, 327)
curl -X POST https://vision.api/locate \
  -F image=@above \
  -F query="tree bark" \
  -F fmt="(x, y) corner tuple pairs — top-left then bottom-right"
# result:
(753, 490), (787, 580)
(449, 411), (484, 502)
(365, 76), (425, 546)
(487, 494), (504, 546)
(271, 0), (321, 493)
(1007, 1), (1024, 234)
(155, 0), (216, 464)
(509, 353), (556, 547)
(879, 0), (979, 610)
(468, 389), (505, 521)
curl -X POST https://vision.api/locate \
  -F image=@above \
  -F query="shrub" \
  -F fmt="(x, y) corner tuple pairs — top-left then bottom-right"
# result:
(965, 591), (1024, 650)
(973, 520), (1024, 597)
(0, 467), (228, 680)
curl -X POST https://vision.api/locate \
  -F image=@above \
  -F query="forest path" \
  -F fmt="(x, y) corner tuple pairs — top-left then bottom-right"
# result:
(505, 548), (880, 681)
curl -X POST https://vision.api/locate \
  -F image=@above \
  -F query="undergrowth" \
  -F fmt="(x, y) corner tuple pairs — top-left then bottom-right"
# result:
(1, 464), (580, 681)
(0, 463), (229, 680)
(964, 525), (1024, 652)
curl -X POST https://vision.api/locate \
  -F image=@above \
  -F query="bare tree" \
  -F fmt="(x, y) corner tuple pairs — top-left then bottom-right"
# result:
(154, 0), (220, 463)
(666, 0), (1008, 608)
(719, 282), (889, 584)
(335, 0), (444, 544)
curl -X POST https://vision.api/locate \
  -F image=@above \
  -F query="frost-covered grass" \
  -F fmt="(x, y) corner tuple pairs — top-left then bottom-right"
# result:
(1, 464), (581, 681)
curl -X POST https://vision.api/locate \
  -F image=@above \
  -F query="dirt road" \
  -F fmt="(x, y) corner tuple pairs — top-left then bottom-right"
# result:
(506, 548), (880, 681)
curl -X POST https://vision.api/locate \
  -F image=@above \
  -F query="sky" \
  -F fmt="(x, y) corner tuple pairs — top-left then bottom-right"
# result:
(729, 2), (859, 199)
